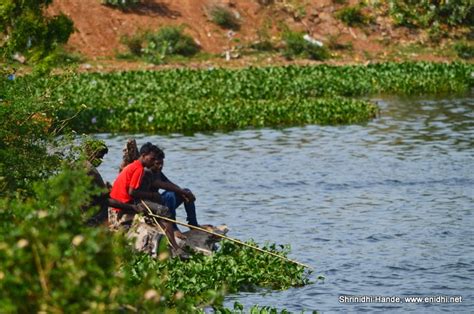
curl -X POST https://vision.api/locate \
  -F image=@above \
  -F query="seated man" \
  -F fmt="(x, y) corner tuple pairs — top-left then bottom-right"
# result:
(109, 142), (180, 250)
(82, 139), (139, 227)
(141, 147), (203, 239)
(82, 139), (112, 226)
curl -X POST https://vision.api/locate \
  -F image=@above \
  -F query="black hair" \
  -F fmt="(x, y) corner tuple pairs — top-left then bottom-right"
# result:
(156, 147), (165, 159)
(139, 142), (160, 156)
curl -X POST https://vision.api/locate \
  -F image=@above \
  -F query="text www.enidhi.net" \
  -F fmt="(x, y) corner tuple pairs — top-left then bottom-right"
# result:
(339, 295), (463, 304)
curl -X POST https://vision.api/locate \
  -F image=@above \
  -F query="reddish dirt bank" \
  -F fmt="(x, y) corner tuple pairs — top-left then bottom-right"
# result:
(47, 0), (465, 70)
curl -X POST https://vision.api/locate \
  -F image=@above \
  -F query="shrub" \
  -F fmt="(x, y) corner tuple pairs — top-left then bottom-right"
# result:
(208, 5), (240, 30)
(147, 26), (200, 57)
(0, 71), (61, 195)
(388, 0), (474, 28)
(122, 26), (200, 63)
(0, 1), (74, 62)
(282, 31), (330, 60)
(335, 5), (371, 27)
(454, 41), (474, 59)
(121, 33), (144, 56)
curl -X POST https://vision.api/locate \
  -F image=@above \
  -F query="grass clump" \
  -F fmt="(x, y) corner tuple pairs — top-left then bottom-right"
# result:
(122, 26), (200, 63)
(208, 5), (240, 30)
(145, 26), (200, 57)
(335, 5), (371, 27)
(282, 31), (330, 60)
(388, 0), (473, 28)
(454, 41), (474, 59)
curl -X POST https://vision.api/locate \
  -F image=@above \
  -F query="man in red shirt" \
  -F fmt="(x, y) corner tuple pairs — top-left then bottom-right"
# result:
(109, 142), (179, 249)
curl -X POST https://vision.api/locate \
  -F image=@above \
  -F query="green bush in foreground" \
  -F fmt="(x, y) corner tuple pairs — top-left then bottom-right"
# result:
(0, 166), (310, 312)
(0, 72), (62, 196)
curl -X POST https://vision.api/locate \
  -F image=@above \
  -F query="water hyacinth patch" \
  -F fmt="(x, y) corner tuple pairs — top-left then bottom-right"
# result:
(124, 240), (312, 307)
(4, 62), (473, 134)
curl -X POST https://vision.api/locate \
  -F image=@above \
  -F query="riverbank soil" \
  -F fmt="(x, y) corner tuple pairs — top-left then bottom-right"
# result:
(45, 0), (471, 72)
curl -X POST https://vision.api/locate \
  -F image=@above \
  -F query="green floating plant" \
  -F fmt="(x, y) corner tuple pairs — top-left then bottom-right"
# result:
(4, 62), (473, 134)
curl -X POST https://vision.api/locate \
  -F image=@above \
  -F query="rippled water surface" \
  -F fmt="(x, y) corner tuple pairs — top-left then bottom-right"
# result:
(98, 96), (473, 313)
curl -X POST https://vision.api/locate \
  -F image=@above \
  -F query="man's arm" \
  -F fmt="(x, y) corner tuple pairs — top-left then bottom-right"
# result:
(107, 198), (138, 214)
(129, 187), (162, 203)
(152, 172), (195, 202)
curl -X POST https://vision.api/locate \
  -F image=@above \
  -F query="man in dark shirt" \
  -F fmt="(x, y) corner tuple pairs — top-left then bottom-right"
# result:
(141, 147), (200, 239)
(109, 142), (180, 249)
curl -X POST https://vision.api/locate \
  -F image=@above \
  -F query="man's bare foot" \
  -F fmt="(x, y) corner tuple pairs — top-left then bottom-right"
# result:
(174, 230), (187, 240)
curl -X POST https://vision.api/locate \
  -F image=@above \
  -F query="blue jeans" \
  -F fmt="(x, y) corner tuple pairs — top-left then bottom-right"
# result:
(161, 190), (198, 230)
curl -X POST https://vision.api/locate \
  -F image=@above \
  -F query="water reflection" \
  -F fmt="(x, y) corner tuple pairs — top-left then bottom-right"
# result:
(98, 96), (474, 312)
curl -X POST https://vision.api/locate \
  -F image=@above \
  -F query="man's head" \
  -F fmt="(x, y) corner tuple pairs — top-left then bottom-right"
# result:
(83, 139), (108, 167)
(150, 147), (165, 173)
(139, 142), (161, 168)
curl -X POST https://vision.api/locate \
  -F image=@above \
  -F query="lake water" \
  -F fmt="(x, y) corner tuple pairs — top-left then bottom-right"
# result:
(97, 95), (473, 313)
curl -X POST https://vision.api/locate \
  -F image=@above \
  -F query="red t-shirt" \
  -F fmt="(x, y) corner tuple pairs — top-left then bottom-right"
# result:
(110, 159), (144, 210)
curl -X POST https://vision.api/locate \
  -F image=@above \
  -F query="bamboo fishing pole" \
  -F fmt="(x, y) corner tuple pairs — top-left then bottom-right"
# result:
(140, 200), (312, 269)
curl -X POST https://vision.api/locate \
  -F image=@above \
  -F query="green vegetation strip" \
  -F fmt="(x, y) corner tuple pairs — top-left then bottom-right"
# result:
(6, 62), (473, 134)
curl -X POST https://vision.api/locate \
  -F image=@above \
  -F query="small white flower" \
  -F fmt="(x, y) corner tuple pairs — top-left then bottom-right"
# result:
(72, 235), (84, 246)
(91, 117), (97, 124)
(128, 98), (135, 105)
(148, 116), (154, 123)
(37, 210), (48, 219)
(17, 239), (29, 249)
(144, 289), (159, 300)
